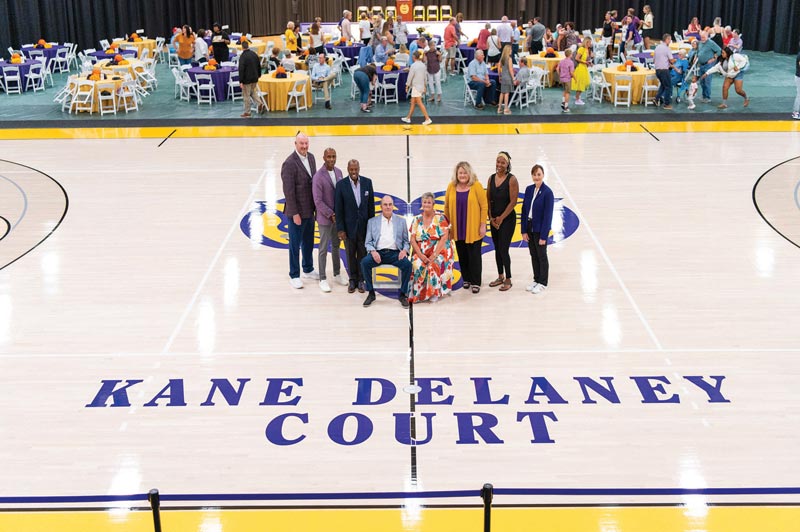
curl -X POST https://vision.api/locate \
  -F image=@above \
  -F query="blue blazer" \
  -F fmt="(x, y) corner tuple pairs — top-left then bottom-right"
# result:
(520, 182), (554, 237)
(334, 176), (375, 239)
(365, 214), (409, 253)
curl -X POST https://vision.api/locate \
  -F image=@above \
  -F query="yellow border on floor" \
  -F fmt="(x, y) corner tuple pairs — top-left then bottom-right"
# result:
(0, 120), (798, 140)
(1, 505), (798, 532)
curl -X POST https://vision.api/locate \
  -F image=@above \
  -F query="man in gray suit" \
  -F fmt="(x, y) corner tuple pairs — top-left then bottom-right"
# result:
(311, 147), (347, 292)
(281, 132), (318, 289)
(360, 195), (412, 308)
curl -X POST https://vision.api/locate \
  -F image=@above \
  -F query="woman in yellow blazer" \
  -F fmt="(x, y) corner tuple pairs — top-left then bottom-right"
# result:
(285, 21), (298, 52)
(444, 161), (488, 293)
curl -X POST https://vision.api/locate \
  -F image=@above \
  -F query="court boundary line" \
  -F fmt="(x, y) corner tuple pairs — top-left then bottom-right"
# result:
(161, 169), (268, 354)
(544, 157), (664, 350)
(751, 154), (800, 250)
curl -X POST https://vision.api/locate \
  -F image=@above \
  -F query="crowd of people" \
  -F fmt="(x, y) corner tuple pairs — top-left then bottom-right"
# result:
(281, 133), (555, 307)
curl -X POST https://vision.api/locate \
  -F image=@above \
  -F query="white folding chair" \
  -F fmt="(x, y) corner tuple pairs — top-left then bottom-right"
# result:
(168, 52), (179, 68)
(25, 61), (46, 92)
(613, 74), (632, 107)
(252, 85), (269, 113)
(96, 81), (117, 115)
(377, 73), (399, 104)
(454, 48), (468, 74)
(528, 67), (545, 103)
(2, 66), (23, 94)
(70, 80), (95, 113)
(51, 47), (70, 73)
(99, 39), (111, 50)
(590, 66), (612, 102)
(119, 80), (139, 112)
(155, 37), (166, 62)
(227, 70), (242, 101)
(463, 74), (477, 106)
(508, 80), (529, 108)
(641, 74), (659, 106)
(35, 56), (54, 87)
(286, 78), (308, 111)
(195, 74), (216, 104)
(530, 59), (550, 87)
(53, 80), (76, 111)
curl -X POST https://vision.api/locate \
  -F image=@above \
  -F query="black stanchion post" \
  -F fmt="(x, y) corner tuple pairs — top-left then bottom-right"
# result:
(148, 488), (162, 532)
(480, 483), (493, 532)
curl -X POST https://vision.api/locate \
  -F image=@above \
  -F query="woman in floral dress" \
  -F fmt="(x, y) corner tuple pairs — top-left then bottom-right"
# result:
(409, 192), (454, 303)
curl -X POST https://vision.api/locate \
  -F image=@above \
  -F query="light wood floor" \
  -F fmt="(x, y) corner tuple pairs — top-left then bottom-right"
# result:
(0, 130), (799, 530)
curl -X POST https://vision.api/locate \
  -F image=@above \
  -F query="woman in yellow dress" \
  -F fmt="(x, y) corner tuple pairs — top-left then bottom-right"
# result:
(284, 21), (298, 52)
(571, 37), (592, 105)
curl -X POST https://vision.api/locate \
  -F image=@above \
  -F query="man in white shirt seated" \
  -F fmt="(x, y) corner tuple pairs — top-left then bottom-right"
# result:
(280, 51), (296, 72)
(374, 36), (395, 63)
(360, 196), (412, 308)
(310, 53), (335, 109)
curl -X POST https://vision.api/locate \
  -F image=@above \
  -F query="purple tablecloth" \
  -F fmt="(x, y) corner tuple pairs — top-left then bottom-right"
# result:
(375, 68), (409, 100)
(22, 45), (68, 66)
(408, 34), (442, 45)
(458, 44), (475, 63)
(89, 49), (138, 61)
(187, 66), (235, 101)
(325, 43), (364, 63)
(0, 60), (35, 91)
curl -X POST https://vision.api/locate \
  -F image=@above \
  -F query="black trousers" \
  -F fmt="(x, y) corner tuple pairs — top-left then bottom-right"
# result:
(490, 215), (515, 278)
(530, 40), (543, 54)
(344, 233), (367, 284)
(527, 232), (549, 286)
(455, 240), (483, 286)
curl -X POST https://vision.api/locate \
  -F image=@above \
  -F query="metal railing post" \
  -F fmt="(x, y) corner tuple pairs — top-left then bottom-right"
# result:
(148, 488), (162, 532)
(480, 483), (493, 532)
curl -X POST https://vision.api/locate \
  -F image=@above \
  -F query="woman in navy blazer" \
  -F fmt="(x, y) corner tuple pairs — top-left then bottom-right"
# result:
(520, 164), (554, 294)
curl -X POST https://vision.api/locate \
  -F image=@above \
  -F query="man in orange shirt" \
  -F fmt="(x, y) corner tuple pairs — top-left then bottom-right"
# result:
(444, 17), (458, 74)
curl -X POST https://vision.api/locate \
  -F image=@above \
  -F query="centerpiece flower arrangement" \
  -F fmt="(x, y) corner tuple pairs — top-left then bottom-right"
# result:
(238, 35), (250, 45)
(273, 65), (287, 78)
(129, 32), (142, 42)
(10, 53), (23, 64)
(335, 37), (349, 46)
(35, 39), (52, 49)
(468, 38), (477, 47)
(381, 58), (398, 71)
(617, 60), (637, 72)
(105, 45), (118, 54)
(111, 54), (129, 65)
(542, 47), (557, 58)
(203, 58), (218, 71)
(88, 67), (104, 81)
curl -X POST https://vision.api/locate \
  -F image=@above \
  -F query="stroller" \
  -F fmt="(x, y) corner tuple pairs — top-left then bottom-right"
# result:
(673, 55), (697, 103)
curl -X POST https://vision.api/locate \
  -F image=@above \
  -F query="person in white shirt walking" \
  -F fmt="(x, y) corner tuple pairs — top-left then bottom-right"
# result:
(402, 50), (433, 125)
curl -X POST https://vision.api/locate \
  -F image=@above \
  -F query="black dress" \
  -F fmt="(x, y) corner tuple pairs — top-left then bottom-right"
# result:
(488, 173), (516, 278)
(211, 31), (230, 63)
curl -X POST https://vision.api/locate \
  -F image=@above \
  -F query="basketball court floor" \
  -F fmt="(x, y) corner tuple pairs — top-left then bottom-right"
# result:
(0, 122), (799, 531)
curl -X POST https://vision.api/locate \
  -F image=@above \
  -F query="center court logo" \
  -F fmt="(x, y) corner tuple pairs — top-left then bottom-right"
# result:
(240, 191), (579, 253)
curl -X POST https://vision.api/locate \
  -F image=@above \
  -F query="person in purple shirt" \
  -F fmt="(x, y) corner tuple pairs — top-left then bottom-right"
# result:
(312, 148), (348, 292)
(558, 48), (576, 112)
(653, 34), (675, 108)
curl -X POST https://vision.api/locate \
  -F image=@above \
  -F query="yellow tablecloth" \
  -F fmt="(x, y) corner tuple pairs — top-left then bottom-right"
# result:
(670, 42), (693, 51)
(233, 40), (267, 55)
(94, 58), (145, 80)
(258, 71), (313, 111)
(124, 39), (158, 57)
(526, 52), (564, 87)
(68, 75), (125, 112)
(602, 66), (655, 104)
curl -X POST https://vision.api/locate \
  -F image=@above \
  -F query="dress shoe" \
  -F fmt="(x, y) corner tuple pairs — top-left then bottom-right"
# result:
(399, 295), (410, 308)
(357, 281), (366, 293)
(240, 113), (251, 118)
(363, 291), (376, 307)
(348, 281), (356, 294)
(325, 100), (332, 109)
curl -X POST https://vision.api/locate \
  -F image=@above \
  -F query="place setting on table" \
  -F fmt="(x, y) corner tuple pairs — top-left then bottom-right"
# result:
(186, 59), (237, 102)
(257, 65), (312, 111)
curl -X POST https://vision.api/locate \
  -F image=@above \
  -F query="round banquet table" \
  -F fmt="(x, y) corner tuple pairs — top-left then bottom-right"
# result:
(257, 71), (313, 111)
(123, 39), (158, 57)
(94, 58), (146, 81)
(458, 44), (476, 64)
(324, 43), (363, 63)
(408, 34), (442, 45)
(669, 42), (693, 51)
(602, 66), (655, 104)
(67, 74), (126, 112)
(631, 51), (680, 64)
(0, 60), (36, 91)
(21, 44), (69, 67)
(375, 67), (409, 100)
(89, 49), (138, 61)
(525, 52), (564, 87)
(187, 66), (236, 101)
(233, 40), (267, 55)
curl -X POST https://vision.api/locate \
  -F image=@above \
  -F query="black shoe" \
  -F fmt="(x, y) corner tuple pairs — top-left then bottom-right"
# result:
(399, 294), (410, 308)
(357, 281), (366, 293)
(325, 100), (331, 109)
(348, 281), (356, 294)
(475, 103), (484, 109)
(361, 107), (371, 113)
(363, 291), (376, 307)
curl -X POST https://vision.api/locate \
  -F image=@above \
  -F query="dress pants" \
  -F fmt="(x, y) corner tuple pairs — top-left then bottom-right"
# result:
(288, 216), (315, 278)
(317, 222), (341, 280)
(490, 215), (515, 278)
(344, 232), (367, 284)
(655, 69), (671, 105)
(527, 231), (549, 286)
(455, 240), (483, 286)
(360, 249), (412, 294)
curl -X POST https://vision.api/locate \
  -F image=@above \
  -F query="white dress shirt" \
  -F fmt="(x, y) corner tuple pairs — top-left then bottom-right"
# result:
(377, 215), (397, 250)
(296, 151), (311, 175)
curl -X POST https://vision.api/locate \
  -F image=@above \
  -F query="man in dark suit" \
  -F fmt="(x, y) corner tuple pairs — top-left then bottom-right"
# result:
(281, 132), (318, 289)
(335, 159), (375, 293)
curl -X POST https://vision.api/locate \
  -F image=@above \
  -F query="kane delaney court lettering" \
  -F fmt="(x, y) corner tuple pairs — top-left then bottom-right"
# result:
(85, 375), (731, 446)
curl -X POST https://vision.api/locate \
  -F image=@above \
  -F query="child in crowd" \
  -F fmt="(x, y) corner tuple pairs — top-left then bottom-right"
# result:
(558, 48), (575, 112)
(686, 75), (698, 110)
(516, 61), (531, 85)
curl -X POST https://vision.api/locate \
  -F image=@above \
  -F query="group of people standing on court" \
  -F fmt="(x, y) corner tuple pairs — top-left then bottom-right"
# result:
(281, 133), (554, 308)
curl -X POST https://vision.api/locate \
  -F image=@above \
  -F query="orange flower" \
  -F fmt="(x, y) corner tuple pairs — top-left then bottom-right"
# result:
(114, 54), (123, 62)
(38, 39), (46, 46)
(11, 53), (20, 59)
(546, 47), (555, 55)
(208, 58), (218, 67)
(239, 36), (249, 44)
(625, 60), (633, 66)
